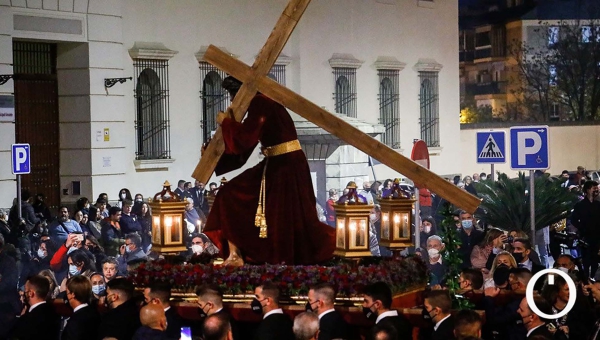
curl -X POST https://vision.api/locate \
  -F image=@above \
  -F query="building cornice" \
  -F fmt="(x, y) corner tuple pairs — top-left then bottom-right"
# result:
(128, 42), (178, 60)
(413, 58), (443, 72)
(328, 53), (364, 69)
(374, 56), (406, 71)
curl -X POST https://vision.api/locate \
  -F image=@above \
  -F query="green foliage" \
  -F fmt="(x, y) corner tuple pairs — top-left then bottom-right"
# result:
(439, 203), (474, 310)
(460, 105), (496, 124)
(475, 172), (579, 233)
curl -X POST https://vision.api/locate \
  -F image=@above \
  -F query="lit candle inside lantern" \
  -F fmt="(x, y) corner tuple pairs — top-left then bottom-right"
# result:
(359, 220), (366, 246)
(165, 216), (173, 228)
(403, 214), (409, 237)
(349, 221), (357, 247)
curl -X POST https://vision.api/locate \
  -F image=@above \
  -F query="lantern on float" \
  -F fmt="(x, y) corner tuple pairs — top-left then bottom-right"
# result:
(333, 182), (373, 258)
(379, 178), (415, 250)
(148, 181), (187, 253)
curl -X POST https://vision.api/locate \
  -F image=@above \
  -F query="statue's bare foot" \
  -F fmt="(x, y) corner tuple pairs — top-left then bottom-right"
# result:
(222, 253), (244, 267)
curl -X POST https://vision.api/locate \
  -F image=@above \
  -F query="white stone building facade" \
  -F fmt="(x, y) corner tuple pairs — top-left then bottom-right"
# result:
(0, 0), (460, 208)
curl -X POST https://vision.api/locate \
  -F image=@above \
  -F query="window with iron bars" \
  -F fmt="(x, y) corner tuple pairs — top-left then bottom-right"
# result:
(200, 62), (229, 143)
(419, 72), (440, 147)
(333, 68), (357, 117)
(268, 64), (286, 85)
(378, 70), (401, 149)
(133, 59), (171, 160)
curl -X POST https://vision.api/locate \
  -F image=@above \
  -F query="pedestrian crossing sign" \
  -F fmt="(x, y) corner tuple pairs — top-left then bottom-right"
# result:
(476, 131), (506, 164)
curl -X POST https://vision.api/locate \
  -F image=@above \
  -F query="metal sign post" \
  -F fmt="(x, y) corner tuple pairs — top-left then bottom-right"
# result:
(16, 174), (21, 219)
(12, 143), (31, 220)
(530, 170), (535, 242)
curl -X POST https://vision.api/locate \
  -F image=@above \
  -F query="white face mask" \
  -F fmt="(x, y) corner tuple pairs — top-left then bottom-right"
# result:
(191, 244), (203, 255)
(37, 248), (46, 259)
(424, 226), (431, 234)
(557, 267), (569, 274)
(121, 193), (126, 199)
(481, 176), (487, 181)
(428, 248), (440, 258)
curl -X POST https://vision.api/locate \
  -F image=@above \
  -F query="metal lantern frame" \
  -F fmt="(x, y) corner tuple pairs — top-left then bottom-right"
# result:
(149, 181), (187, 253)
(333, 203), (374, 257)
(378, 197), (415, 249)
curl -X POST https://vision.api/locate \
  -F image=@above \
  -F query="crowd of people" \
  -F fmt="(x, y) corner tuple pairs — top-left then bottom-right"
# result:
(1, 165), (600, 340)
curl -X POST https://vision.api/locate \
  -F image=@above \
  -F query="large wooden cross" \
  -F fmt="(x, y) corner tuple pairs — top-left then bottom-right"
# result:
(191, 0), (481, 213)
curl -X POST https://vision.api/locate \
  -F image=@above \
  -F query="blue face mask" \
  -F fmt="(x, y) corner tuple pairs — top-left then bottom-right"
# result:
(69, 264), (81, 276)
(92, 284), (106, 296)
(125, 245), (132, 253)
(461, 220), (473, 229)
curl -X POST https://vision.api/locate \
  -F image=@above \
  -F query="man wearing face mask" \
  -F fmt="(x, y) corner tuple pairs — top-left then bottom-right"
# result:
(117, 233), (147, 276)
(98, 277), (141, 340)
(62, 275), (100, 340)
(196, 285), (239, 339)
(144, 282), (185, 340)
(555, 254), (577, 274)
(361, 282), (412, 340)
(306, 283), (350, 340)
(11, 275), (61, 340)
(512, 238), (544, 275)
(571, 180), (600, 276)
(421, 290), (454, 340)
(457, 211), (484, 269)
(251, 282), (294, 340)
(516, 296), (553, 339)
(132, 304), (170, 340)
(427, 235), (448, 286)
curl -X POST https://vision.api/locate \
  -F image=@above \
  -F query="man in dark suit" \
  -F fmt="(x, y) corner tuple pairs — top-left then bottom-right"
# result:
(11, 275), (61, 339)
(190, 180), (210, 216)
(512, 238), (545, 275)
(252, 282), (294, 340)
(516, 296), (553, 339)
(62, 275), (100, 340)
(423, 290), (455, 340)
(307, 283), (350, 340)
(457, 211), (484, 269)
(362, 282), (412, 340)
(144, 281), (185, 340)
(197, 284), (239, 339)
(98, 277), (141, 340)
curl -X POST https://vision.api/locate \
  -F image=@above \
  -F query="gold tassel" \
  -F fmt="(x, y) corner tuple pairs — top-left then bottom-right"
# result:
(255, 158), (269, 238)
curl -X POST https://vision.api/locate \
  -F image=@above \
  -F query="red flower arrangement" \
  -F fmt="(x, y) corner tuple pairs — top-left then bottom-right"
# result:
(129, 256), (428, 297)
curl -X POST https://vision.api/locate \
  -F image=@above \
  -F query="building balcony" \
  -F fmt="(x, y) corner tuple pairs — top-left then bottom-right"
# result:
(465, 81), (507, 96)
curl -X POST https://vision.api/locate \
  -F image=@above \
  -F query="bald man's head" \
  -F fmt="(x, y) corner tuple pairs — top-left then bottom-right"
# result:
(140, 303), (167, 331)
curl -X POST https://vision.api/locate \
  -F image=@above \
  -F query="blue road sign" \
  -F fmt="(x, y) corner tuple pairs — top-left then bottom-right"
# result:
(510, 126), (550, 170)
(477, 131), (506, 164)
(11, 144), (30, 175)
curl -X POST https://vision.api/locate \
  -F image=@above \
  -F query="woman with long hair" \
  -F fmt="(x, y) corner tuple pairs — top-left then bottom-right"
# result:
(38, 269), (61, 299)
(483, 251), (517, 288)
(470, 228), (506, 270)
(116, 188), (133, 208)
(137, 202), (152, 252)
(541, 274), (594, 340)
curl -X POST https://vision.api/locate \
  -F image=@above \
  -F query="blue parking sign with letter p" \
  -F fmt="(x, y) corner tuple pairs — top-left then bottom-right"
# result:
(12, 144), (30, 175)
(509, 126), (550, 170)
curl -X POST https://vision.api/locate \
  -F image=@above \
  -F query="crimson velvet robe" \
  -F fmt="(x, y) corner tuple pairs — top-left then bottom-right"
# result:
(203, 94), (336, 265)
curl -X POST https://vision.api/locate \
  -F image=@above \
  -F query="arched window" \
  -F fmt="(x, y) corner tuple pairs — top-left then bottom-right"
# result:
(334, 69), (357, 117)
(378, 71), (400, 148)
(135, 67), (170, 159)
(419, 72), (440, 147)
(202, 71), (227, 142)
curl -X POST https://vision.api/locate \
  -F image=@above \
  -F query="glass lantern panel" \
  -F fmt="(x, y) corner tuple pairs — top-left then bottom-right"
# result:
(164, 214), (182, 244)
(401, 212), (410, 238)
(349, 218), (366, 248)
(336, 218), (345, 248)
(152, 216), (161, 244)
(382, 212), (390, 240)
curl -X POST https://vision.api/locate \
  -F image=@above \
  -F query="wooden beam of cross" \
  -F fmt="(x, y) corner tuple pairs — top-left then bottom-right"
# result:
(195, 46), (481, 213)
(191, 0), (311, 182)
(191, 0), (481, 213)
